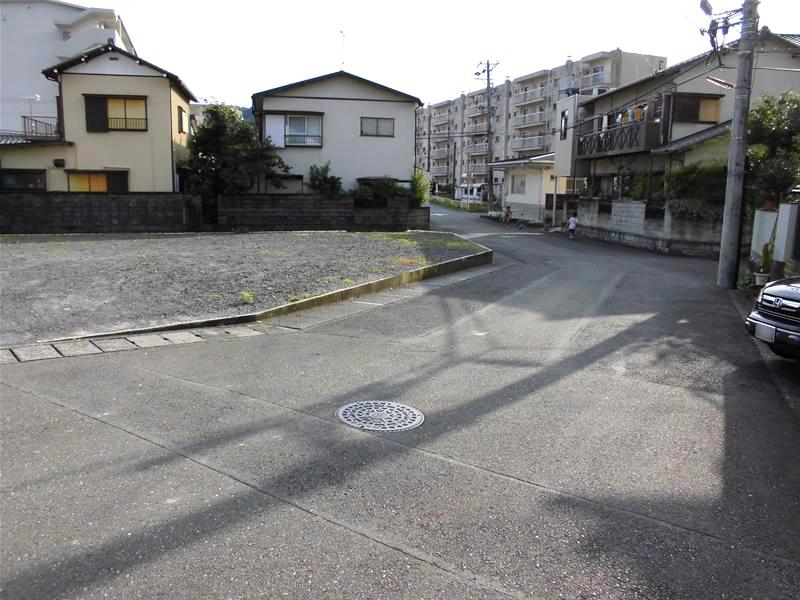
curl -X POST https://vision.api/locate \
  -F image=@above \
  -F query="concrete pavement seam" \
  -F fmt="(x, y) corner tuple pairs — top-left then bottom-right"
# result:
(0, 379), (526, 600)
(123, 363), (800, 570)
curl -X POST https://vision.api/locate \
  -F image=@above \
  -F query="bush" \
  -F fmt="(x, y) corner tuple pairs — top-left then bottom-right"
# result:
(665, 162), (727, 203)
(308, 163), (342, 197)
(409, 170), (429, 208)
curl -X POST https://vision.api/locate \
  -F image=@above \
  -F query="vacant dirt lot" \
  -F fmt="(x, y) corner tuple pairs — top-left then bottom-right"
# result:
(0, 231), (484, 346)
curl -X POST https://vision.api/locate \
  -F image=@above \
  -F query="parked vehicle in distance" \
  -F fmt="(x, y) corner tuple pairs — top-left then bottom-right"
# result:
(745, 276), (800, 359)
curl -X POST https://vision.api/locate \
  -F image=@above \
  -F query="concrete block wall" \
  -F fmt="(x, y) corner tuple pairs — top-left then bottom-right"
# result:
(576, 197), (727, 256)
(0, 193), (190, 233)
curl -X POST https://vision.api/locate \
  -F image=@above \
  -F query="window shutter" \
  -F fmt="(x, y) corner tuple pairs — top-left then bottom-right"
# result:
(107, 171), (129, 193)
(85, 96), (109, 132)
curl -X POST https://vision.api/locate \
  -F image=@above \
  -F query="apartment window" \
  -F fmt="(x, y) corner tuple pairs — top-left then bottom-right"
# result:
(265, 114), (322, 147)
(85, 96), (147, 132)
(560, 109), (569, 140)
(361, 117), (395, 137)
(674, 95), (721, 124)
(177, 106), (186, 133)
(0, 169), (46, 191)
(67, 171), (129, 192)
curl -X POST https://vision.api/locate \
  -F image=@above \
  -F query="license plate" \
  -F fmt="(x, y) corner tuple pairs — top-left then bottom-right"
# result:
(755, 322), (776, 343)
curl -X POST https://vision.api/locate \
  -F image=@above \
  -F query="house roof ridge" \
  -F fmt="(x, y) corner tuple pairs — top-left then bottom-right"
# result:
(251, 71), (422, 107)
(41, 44), (196, 102)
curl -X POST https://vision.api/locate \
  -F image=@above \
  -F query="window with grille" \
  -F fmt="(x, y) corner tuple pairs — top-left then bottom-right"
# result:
(85, 96), (147, 131)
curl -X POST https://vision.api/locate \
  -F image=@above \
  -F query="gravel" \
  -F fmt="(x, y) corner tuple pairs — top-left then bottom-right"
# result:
(0, 231), (485, 346)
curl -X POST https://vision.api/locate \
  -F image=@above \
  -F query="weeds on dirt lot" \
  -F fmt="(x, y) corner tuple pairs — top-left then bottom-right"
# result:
(288, 292), (315, 303)
(386, 256), (431, 267)
(239, 291), (255, 304)
(368, 232), (477, 251)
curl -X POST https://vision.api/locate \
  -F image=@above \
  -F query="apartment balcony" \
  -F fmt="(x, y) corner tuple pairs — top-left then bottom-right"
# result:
(511, 111), (549, 128)
(580, 72), (610, 90)
(576, 122), (661, 159)
(431, 113), (449, 125)
(512, 87), (549, 106)
(431, 166), (449, 176)
(463, 123), (489, 135)
(430, 148), (449, 159)
(467, 143), (488, 155)
(465, 104), (488, 117)
(467, 163), (488, 174)
(511, 135), (547, 151)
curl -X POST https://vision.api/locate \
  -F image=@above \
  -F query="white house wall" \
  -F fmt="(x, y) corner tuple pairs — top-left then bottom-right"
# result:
(260, 77), (417, 190)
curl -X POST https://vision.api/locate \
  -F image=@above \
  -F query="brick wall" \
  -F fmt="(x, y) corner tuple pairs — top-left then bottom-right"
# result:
(0, 193), (192, 234)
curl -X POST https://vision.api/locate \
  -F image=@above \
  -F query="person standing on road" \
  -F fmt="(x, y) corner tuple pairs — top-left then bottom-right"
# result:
(568, 212), (578, 240)
(502, 205), (512, 227)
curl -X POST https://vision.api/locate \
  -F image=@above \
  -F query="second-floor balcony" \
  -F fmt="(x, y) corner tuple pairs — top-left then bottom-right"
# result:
(465, 104), (488, 117)
(511, 135), (547, 151)
(581, 71), (610, 90)
(431, 113), (449, 125)
(431, 166), (449, 176)
(576, 121), (661, 159)
(467, 143), (488, 155)
(512, 87), (549, 105)
(463, 123), (489, 135)
(21, 115), (61, 138)
(511, 111), (549, 128)
(467, 163), (488, 174)
(430, 148), (449, 159)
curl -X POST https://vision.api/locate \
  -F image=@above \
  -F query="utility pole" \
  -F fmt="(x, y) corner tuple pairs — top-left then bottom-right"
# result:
(716, 0), (759, 288)
(426, 107), (431, 173)
(476, 60), (498, 202)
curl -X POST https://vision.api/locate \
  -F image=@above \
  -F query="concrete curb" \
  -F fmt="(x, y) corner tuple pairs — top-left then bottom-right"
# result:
(35, 236), (493, 345)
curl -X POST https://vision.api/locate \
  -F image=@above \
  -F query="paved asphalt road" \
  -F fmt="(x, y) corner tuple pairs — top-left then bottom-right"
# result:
(2, 208), (799, 599)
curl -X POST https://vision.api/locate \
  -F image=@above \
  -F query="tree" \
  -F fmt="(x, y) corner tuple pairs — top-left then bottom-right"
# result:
(185, 105), (288, 198)
(747, 91), (800, 204)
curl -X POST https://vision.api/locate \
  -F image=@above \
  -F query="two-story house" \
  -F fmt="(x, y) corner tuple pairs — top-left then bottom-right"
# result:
(554, 32), (800, 198)
(0, 44), (196, 192)
(252, 71), (421, 193)
(0, 0), (136, 133)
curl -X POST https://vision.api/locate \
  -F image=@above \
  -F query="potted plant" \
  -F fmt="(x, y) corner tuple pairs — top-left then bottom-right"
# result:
(755, 242), (773, 286)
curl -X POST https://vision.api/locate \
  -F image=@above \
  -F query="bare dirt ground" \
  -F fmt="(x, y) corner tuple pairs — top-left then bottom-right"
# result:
(0, 231), (484, 346)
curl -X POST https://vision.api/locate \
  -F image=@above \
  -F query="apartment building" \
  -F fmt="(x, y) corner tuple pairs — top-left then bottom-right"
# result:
(416, 48), (666, 197)
(0, 0), (135, 132)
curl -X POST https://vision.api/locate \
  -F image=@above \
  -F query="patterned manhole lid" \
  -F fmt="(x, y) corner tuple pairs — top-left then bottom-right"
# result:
(336, 401), (425, 432)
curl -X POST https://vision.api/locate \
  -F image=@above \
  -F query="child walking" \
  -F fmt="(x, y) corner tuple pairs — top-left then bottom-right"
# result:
(568, 212), (578, 240)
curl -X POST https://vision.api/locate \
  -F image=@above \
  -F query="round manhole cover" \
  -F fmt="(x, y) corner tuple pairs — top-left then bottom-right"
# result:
(336, 401), (424, 432)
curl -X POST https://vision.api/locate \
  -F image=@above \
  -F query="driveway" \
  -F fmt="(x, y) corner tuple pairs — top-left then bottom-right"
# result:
(2, 208), (799, 599)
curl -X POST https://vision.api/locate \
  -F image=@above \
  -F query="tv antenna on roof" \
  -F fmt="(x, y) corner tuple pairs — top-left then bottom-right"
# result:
(339, 30), (345, 69)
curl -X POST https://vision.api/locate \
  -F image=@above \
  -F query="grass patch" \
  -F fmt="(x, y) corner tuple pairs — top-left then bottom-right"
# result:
(341, 278), (354, 286)
(287, 292), (315, 303)
(371, 232), (479, 251)
(239, 291), (255, 304)
(260, 249), (285, 257)
(386, 256), (431, 267)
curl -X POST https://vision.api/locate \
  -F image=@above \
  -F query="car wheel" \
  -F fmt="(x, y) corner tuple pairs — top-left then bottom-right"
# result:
(768, 344), (800, 360)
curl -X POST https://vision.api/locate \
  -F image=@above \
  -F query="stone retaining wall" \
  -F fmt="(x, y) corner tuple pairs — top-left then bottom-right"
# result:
(576, 197), (747, 257)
